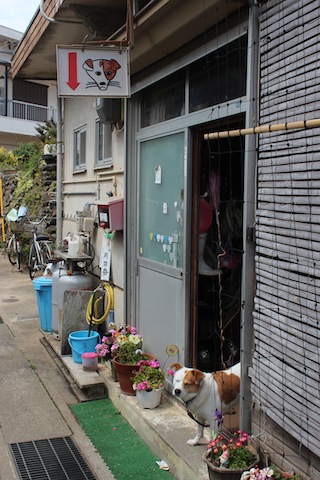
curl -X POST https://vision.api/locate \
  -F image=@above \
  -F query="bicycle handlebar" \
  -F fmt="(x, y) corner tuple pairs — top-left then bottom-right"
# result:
(27, 215), (48, 226)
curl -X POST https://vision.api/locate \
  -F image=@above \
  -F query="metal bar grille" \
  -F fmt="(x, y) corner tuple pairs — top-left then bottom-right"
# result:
(10, 437), (96, 480)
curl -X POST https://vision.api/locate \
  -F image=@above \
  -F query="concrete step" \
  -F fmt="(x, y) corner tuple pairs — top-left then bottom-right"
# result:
(41, 333), (209, 480)
(41, 335), (106, 402)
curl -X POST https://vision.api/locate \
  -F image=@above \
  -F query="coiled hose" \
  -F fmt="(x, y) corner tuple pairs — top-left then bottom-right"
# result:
(86, 283), (114, 333)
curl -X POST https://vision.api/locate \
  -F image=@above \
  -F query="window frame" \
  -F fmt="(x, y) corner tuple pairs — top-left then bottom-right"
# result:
(73, 124), (87, 171)
(95, 119), (113, 168)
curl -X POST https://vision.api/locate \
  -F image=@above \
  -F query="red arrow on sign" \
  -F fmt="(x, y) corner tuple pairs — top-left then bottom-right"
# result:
(67, 52), (80, 90)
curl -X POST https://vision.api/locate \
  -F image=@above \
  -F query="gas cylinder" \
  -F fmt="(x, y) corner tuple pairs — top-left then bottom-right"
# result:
(56, 271), (93, 338)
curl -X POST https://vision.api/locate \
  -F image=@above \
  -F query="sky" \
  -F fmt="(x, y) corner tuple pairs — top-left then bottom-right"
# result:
(0, 0), (40, 33)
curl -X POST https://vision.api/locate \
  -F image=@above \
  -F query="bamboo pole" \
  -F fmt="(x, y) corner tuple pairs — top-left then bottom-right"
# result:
(204, 118), (320, 140)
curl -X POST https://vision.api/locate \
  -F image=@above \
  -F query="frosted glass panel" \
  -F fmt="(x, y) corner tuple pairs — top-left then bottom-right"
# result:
(139, 133), (185, 268)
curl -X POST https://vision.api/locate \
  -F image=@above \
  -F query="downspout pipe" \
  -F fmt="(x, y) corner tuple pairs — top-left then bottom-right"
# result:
(56, 94), (63, 243)
(240, 0), (259, 434)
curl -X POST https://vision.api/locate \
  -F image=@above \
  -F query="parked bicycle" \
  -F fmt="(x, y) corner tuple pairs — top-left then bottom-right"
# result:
(28, 216), (53, 279)
(5, 207), (28, 271)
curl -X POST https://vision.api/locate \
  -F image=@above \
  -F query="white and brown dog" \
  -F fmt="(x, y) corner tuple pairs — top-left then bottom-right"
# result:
(170, 362), (240, 446)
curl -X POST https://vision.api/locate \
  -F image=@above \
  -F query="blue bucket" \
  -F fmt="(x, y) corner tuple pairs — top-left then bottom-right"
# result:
(68, 330), (100, 364)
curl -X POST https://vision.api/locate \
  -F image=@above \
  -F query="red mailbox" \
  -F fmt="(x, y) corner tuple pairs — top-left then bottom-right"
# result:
(97, 198), (124, 230)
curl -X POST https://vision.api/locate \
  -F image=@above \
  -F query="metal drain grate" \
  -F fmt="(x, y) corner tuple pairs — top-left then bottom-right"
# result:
(10, 437), (96, 480)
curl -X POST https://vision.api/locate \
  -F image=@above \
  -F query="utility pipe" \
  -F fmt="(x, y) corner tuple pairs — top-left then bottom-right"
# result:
(56, 95), (62, 243)
(240, 0), (259, 436)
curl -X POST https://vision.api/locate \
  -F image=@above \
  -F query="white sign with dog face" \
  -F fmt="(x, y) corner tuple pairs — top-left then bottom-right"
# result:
(56, 45), (130, 97)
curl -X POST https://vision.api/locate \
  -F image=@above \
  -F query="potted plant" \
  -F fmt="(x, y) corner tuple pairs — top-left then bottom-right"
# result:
(131, 359), (165, 408)
(110, 325), (156, 395)
(203, 426), (259, 480)
(240, 467), (301, 480)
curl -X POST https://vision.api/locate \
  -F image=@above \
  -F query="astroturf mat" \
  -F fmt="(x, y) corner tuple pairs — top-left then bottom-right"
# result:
(71, 398), (175, 480)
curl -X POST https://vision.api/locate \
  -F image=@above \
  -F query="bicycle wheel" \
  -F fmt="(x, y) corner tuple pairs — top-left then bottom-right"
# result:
(42, 242), (52, 265)
(7, 236), (18, 266)
(28, 244), (39, 280)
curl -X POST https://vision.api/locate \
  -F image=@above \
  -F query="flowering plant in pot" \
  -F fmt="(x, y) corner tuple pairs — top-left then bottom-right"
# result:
(113, 326), (144, 365)
(95, 325), (144, 364)
(131, 359), (165, 391)
(107, 325), (156, 395)
(131, 359), (165, 408)
(205, 429), (258, 470)
(203, 410), (259, 480)
(240, 466), (300, 480)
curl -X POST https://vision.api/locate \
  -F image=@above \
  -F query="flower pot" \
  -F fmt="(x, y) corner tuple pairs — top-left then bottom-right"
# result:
(203, 448), (259, 480)
(112, 354), (156, 396)
(136, 388), (163, 409)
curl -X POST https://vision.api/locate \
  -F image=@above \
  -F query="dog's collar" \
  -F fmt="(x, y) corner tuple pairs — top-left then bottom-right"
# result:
(185, 400), (210, 427)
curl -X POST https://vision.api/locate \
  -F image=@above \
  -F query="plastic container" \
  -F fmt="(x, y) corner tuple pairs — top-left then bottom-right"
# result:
(33, 277), (53, 332)
(67, 234), (83, 256)
(81, 352), (99, 371)
(68, 330), (100, 364)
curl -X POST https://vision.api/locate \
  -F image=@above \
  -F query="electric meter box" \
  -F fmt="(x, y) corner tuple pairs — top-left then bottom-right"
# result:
(97, 198), (124, 230)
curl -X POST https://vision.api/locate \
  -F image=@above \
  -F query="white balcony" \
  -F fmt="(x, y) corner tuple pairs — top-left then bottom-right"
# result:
(0, 99), (56, 138)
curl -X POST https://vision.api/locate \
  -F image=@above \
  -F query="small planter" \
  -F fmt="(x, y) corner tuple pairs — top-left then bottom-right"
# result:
(113, 354), (156, 396)
(203, 448), (259, 480)
(136, 388), (163, 409)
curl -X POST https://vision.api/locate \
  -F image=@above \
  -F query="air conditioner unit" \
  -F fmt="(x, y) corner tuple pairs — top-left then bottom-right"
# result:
(96, 98), (122, 124)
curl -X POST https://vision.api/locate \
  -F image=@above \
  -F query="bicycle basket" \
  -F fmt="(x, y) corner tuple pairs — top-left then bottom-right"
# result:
(8, 217), (26, 233)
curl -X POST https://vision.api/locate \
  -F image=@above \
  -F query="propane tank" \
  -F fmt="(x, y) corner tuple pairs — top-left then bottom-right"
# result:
(57, 271), (93, 338)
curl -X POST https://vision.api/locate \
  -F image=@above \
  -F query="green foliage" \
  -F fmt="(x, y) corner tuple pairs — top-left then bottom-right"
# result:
(12, 142), (42, 173)
(271, 467), (300, 480)
(0, 147), (18, 170)
(35, 119), (57, 144)
(14, 170), (43, 217)
(116, 341), (144, 365)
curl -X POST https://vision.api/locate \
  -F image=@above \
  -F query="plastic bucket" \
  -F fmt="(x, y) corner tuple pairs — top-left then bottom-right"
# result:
(68, 330), (100, 364)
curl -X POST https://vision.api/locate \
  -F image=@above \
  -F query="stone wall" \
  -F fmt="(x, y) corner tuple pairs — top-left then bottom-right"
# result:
(1, 154), (57, 242)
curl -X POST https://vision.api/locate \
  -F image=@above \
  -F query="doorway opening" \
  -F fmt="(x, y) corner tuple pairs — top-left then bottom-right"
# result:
(191, 115), (245, 371)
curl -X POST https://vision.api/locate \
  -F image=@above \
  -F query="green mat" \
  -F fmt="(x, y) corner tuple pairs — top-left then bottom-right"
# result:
(71, 399), (175, 480)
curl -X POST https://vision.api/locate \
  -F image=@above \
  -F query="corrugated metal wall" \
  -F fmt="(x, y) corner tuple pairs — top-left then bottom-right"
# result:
(251, 0), (320, 470)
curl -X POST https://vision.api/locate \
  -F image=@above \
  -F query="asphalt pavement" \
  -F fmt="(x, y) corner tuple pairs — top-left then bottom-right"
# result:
(0, 251), (115, 480)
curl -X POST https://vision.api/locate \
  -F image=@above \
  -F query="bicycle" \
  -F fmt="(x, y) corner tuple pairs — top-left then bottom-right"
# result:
(28, 216), (53, 279)
(5, 210), (27, 271)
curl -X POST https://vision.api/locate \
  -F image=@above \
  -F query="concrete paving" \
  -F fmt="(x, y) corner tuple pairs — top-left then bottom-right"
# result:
(0, 252), (115, 480)
(0, 251), (214, 480)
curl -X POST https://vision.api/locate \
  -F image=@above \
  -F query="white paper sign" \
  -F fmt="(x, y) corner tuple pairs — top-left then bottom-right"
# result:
(100, 235), (112, 281)
(57, 45), (130, 97)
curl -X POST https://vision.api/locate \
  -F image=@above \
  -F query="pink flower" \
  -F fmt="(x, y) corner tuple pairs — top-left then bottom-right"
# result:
(137, 381), (151, 390)
(167, 368), (175, 376)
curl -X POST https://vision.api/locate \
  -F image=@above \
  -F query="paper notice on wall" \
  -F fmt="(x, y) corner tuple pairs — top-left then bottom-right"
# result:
(100, 235), (112, 281)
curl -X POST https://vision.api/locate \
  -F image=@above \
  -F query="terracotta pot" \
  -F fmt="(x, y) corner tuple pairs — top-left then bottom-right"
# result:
(136, 387), (163, 409)
(203, 448), (259, 480)
(112, 354), (156, 396)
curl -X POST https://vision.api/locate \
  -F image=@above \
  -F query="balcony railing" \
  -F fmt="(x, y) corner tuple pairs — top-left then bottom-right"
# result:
(0, 99), (56, 122)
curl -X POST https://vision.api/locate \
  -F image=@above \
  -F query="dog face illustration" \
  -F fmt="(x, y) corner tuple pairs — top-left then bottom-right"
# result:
(83, 58), (121, 90)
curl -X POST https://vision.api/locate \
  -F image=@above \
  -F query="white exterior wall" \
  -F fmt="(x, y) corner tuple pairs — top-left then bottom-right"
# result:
(62, 96), (125, 326)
